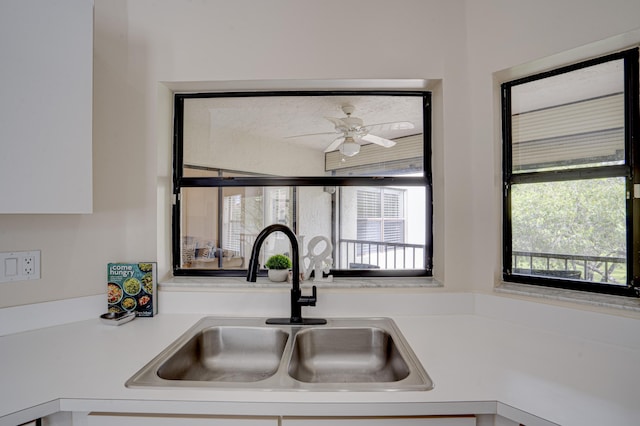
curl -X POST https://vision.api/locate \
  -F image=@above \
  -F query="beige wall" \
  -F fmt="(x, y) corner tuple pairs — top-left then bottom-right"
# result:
(1, 0), (639, 308)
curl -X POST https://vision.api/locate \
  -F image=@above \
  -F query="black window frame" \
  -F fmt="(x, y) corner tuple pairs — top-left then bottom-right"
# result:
(501, 48), (640, 298)
(172, 90), (433, 279)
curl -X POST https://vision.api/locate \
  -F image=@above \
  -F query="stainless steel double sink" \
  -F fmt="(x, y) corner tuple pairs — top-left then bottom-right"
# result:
(126, 317), (433, 391)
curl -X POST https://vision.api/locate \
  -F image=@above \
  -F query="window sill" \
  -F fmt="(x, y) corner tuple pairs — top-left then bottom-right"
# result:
(496, 281), (640, 313)
(160, 276), (441, 290)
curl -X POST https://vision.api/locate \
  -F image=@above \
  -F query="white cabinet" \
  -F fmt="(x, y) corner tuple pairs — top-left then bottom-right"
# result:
(0, 0), (93, 213)
(86, 413), (278, 426)
(282, 417), (476, 426)
(85, 415), (475, 426)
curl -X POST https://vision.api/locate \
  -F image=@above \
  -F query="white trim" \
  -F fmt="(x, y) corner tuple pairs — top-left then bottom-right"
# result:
(162, 79), (433, 94)
(494, 30), (640, 83)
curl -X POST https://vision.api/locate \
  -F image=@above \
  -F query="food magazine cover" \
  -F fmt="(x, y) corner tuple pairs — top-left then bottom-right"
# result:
(107, 262), (157, 317)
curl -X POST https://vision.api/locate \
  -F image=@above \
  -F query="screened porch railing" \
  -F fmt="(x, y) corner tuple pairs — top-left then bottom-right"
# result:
(512, 250), (626, 284)
(339, 239), (425, 269)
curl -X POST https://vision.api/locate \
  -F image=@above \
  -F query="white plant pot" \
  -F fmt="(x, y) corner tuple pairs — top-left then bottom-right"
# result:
(268, 269), (289, 282)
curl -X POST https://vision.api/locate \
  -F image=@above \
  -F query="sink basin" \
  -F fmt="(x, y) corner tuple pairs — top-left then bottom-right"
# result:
(288, 327), (410, 383)
(126, 317), (433, 391)
(157, 326), (288, 382)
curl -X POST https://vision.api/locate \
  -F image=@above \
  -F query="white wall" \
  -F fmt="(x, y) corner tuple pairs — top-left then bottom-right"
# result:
(464, 0), (640, 293)
(298, 187), (332, 251)
(1, 0), (639, 308)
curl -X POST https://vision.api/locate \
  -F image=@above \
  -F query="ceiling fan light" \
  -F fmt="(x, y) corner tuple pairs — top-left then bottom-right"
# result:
(340, 140), (360, 157)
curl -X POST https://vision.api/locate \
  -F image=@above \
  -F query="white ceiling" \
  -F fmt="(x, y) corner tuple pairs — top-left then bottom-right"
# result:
(187, 94), (425, 152)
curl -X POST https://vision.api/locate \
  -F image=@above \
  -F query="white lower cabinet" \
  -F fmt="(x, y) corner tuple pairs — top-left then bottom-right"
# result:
(86, 413), (278, 426)
(84, 413), (476, 426)
(282, 417), (476, 426)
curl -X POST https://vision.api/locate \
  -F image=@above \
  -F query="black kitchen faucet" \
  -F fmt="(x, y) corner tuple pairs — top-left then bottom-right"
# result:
(247, 224), (326, 325)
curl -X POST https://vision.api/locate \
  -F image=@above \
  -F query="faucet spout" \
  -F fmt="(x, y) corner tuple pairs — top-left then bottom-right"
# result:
(247, 224), (299, 286)
(247, 224), (326, 325)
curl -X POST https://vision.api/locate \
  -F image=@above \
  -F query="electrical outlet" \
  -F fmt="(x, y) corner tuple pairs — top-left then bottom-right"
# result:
(23, 253), (36, 276)
(0, 250), (40, 282)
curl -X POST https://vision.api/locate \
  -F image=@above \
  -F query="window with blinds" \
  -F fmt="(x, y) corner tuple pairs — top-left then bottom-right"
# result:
(502, 48), (639, 298)
(357, 188), (405, 245)
(222, 193), (242, 252)
(511, 59), (625, 173)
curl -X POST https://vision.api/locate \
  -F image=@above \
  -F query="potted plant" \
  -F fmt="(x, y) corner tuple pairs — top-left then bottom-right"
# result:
(265, 254), (292, 282)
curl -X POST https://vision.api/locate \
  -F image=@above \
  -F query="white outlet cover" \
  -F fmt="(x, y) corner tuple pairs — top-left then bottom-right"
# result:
(0, 250), (40, 282)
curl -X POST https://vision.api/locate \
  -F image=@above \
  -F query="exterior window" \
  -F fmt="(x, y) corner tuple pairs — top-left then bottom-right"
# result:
(502, 48), (639, 297)
(356, 188), (405, 244)
(173, 91), (432, 278)
(343, 187), (422, 270)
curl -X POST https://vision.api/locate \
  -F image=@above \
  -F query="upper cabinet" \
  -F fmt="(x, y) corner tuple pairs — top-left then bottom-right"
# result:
(0, 0), (93, 213)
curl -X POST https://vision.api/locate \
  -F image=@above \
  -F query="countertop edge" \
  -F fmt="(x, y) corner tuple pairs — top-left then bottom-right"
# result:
(2, 398), (559, 426)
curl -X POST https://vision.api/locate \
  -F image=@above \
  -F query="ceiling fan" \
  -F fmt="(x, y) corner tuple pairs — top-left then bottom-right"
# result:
(287, 104), (415, 157)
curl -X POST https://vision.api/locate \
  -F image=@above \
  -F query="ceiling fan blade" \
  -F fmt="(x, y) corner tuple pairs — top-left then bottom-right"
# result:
(324, 136), (345, 153)
(284, 131), (338, 139)
(361, 134), (396, 148)
(363, 121), (415, 133)
(285, 117), (349, 139)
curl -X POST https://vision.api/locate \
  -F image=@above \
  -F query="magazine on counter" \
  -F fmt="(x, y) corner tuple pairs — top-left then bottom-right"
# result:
(107, 262), (157, 317)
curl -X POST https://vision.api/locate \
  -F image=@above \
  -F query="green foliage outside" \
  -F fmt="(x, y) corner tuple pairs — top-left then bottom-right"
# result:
(511, 177), (626, 283)
(265, 254), (292, 270)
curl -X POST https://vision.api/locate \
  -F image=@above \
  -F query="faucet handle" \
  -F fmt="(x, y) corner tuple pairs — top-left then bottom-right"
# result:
(298, 285), (317, 306)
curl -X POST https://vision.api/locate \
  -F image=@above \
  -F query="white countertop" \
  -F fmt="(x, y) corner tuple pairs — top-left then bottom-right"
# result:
(1, 291), (639, 426)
